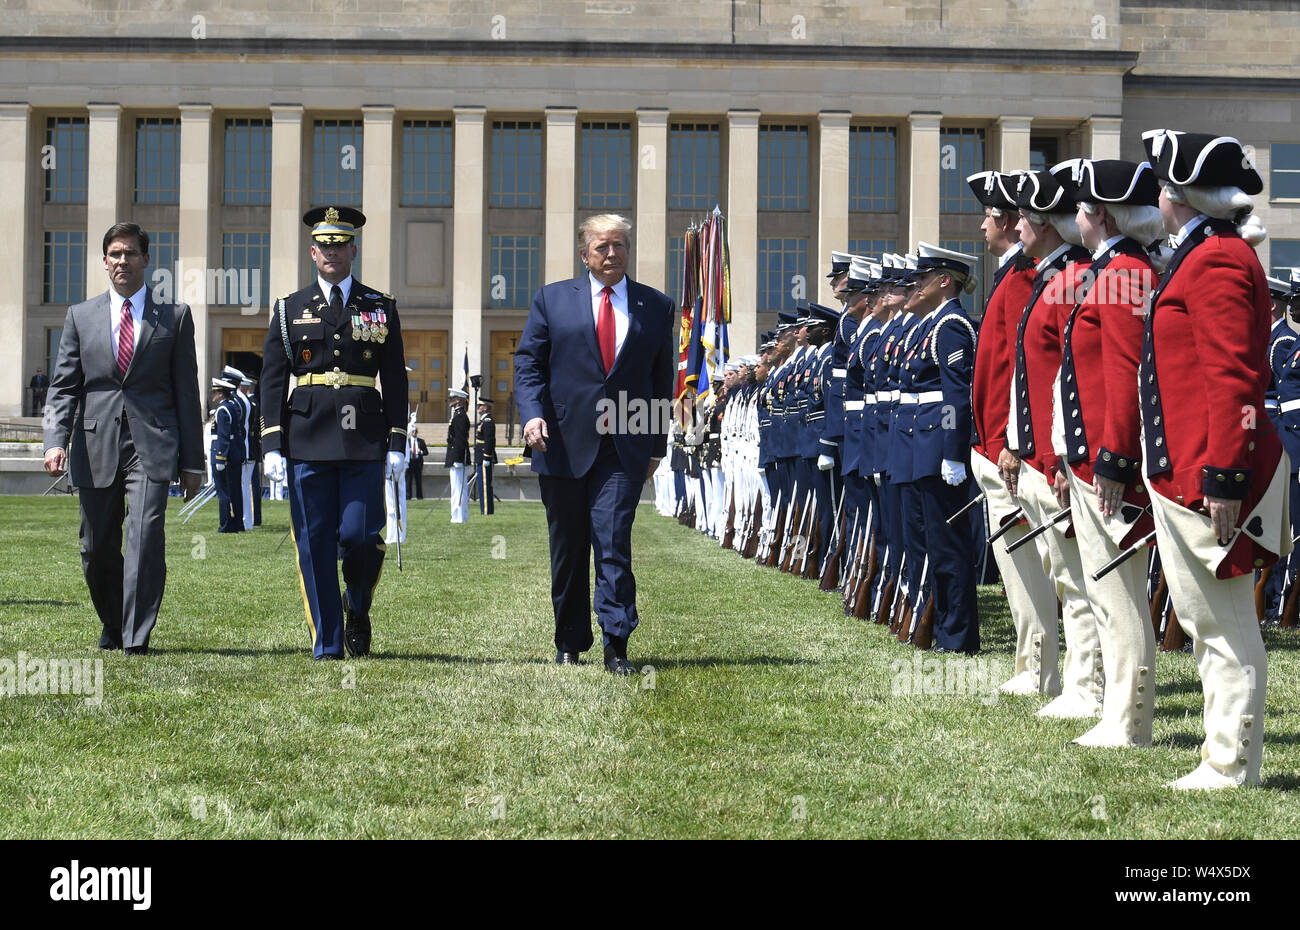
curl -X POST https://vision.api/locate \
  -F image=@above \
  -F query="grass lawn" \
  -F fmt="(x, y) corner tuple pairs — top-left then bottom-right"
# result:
(0, 494), (1298, 839)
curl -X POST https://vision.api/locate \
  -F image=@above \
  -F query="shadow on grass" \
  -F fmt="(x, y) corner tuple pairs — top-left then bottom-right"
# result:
(634, 654), (815, 670)
(0, 599), (80, 607)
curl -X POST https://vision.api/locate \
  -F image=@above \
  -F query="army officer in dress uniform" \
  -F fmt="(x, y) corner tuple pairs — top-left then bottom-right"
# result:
(260, 206), (408, 660)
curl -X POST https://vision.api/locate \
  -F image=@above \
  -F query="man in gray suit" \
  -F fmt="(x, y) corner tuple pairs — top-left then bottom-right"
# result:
(43, 222), (204, 655)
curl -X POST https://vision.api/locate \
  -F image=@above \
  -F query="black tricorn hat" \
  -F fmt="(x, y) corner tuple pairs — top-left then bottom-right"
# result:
(1141, 129), (1263, 195)
(1074, 159), (1160, 207)
(1014, 169), (1072, 215)
(966, 170), (1021, 211)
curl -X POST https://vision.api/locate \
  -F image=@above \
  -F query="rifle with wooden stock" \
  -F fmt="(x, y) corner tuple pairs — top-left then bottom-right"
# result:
(889, 554), (911, 637)
(781, 489), (813, 573)
(801, 509), (823, 579)
(1281, 565), (1300, 629)
(872, 548), (899, 625)
(819, 501), (850, 591)
(851, 518), (881, 620)
(720, 484), (737, 550)
(772, 484), (802, 569)
(761, 488), (788, 567)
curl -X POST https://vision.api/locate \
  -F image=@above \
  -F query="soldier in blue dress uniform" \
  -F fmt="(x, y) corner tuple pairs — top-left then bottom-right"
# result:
(259, 206), (409, 660)
(475, 398), (497, 515)
(865, 256), (910, 620)
(210, 375), (245, 533)
(801, 302), (839, 572)
(1270, 272), (1300, 625)
(837, 258), (878, 574)
(884, 255), (926, 630)
(901, 242), (981, 653)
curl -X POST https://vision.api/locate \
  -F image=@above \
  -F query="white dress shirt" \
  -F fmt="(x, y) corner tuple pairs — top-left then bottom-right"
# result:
(589, 273), (629, 361)
(317, 274), (354, 306)
(1172, 213), (1209, 249)
(1092, 233), (1127, 260)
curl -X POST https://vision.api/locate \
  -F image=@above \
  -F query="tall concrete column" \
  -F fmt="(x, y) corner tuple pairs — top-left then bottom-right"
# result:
(635, 107), (668, 291)
(0, 105), (28, 417)
(269, 105), (303, 309)
(907, 111), (942, 248)
(452, 106), (486, 382)
(996, 115), (1033, 172)
(85, 104), (121, 297)
(544, 106), (577, 286)
(817, 110), (850, 305)
(362, 104), (395, 292)
(726, 109), (759, 353)
(178, 104), (213, 393)
(1085, 116), (1123, 161)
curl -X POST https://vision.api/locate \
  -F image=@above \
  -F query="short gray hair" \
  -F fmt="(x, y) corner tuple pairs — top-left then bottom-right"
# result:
(578, 214), (632, 251)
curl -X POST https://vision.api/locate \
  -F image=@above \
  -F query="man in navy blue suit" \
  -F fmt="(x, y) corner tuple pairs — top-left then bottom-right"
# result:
(515, 214), (676, 674)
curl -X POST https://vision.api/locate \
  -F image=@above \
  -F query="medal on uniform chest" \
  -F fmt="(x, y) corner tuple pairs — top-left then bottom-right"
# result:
(376, 310), (388, 342)
(351, 306), (362, 340)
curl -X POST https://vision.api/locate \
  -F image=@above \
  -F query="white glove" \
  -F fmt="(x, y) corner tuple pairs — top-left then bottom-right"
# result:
(941, 459), (968, 486)
(215, 462), (225, 472)
(385, 451), (407, 480)
(817, 454), (834, 472)
(872, 473), (882, 487)
(263, 451), (286, 484)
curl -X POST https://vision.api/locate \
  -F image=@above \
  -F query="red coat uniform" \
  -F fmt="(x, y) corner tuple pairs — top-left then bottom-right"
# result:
(1010, 245), (1092, 476)
(972, 249), (1035, 463)
(1139, 218), (1281, 578)
(1059, 240), (1156, 544)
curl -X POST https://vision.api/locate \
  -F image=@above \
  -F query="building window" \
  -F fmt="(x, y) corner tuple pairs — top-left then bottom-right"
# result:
(1271, 144), (1300, 200)
(135, 117), (180, 204)
(848, 239), (896, 260)
(849, 126), (897, 212)
(147, 230), (178, 297)
(222, 231), (270, 307)
(580, 121), (632, 210)
(43, 231), (86, 305)
(758, 237), (808, 312)
(940, 128), (986, 214)
(1271, 239), (1300, 281)
(1029, 136), (1060, 175)
(490, 120), (542, 208)
(489, 234), (541, 309)
(667, 235), (687, 305)
(44, 116), (88, 204)
(313, 119), (363, 206)
(402, 120), (453, 207)
(669, 123), (720, 211)
(759, 125), (809, 211)
(223, 118), (271, 205)
(940, 238), (987, 314)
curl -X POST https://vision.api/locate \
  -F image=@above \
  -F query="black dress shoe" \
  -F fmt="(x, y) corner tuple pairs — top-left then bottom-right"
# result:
(605, 656), (637, 675)
(123, 646), (149, 656)
(344, 602), (371, 657)
(99, 627), (123, 650)
(556, 651), (581, 665)
(603, 636), (637, 675)
(313, 653), (345, 661)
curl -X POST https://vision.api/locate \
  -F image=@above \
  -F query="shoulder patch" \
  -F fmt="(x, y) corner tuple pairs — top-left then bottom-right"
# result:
(932, 314), (978, 367)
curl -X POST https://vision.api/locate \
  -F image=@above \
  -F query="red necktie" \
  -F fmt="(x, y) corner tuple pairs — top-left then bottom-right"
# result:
(597, 285), (615, 373)
(116, 298), (135, 377)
